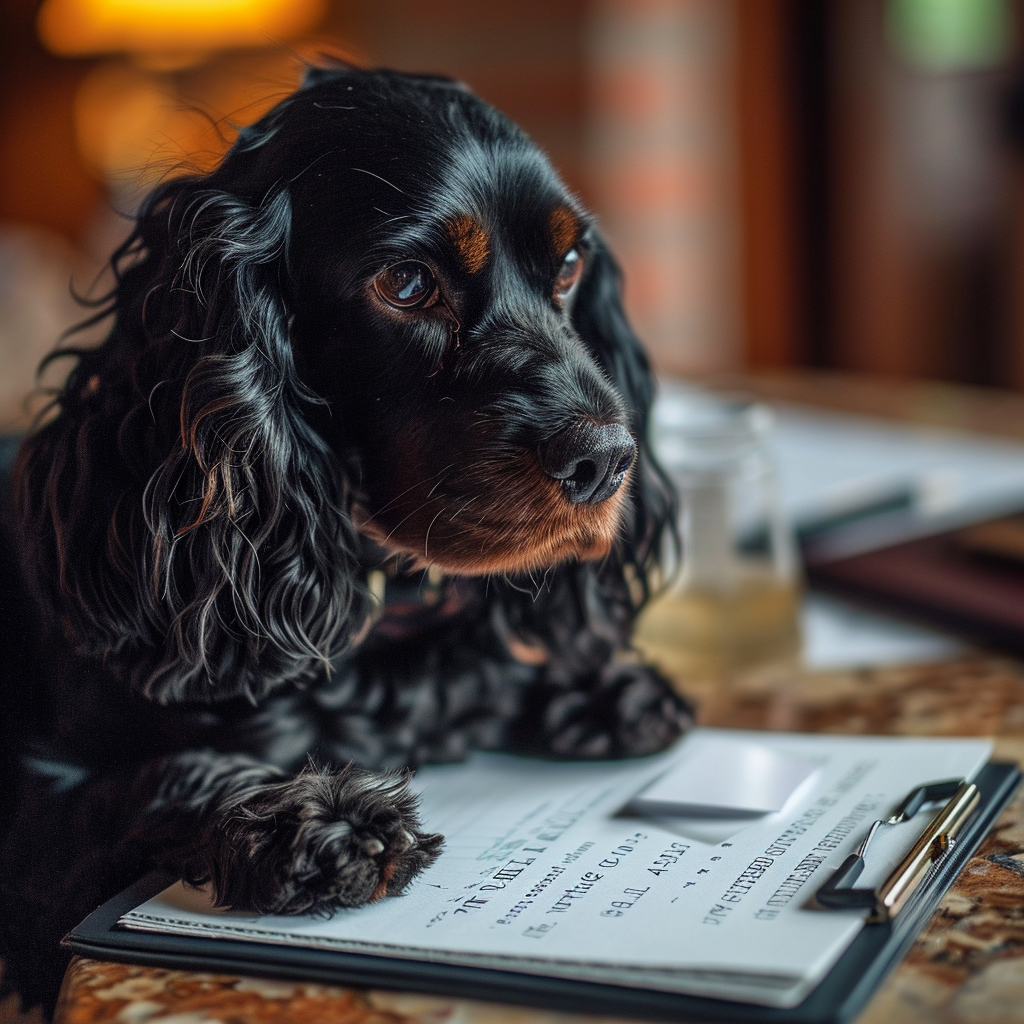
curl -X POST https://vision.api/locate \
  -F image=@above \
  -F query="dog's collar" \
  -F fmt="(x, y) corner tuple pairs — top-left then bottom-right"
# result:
(364, 564), (473, 642)
(367, 562), (445, 606)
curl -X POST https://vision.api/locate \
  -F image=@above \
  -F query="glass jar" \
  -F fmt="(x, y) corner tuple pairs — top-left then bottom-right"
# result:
(635, 390), (802, 680)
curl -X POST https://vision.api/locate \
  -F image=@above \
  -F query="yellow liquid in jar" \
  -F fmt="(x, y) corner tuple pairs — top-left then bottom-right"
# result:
(634, 565), (802, 681)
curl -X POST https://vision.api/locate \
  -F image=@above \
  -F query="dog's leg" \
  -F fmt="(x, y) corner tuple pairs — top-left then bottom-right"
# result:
(4, 751), (442, 929)
(329, 623), (691, 764)
(509, 661), (695, 760)
(128, 750), (444, 914)
(0, 753), (441, 1013)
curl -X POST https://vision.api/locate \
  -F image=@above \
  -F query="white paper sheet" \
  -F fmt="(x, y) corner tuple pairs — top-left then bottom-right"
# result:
(121, 730), (992, 1008)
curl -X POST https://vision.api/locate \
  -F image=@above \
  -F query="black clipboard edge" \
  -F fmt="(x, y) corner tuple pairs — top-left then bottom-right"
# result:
(64, 761), (1021, 1024)
(824, 759), (1020, 1023)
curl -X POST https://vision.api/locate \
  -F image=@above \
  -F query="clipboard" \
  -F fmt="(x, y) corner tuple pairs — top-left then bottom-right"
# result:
(63, 760), (1020, 1024)
(816, 777), (980, 922)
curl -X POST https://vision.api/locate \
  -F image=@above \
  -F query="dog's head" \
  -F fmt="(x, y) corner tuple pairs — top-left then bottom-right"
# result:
(18, 65), (673, 702)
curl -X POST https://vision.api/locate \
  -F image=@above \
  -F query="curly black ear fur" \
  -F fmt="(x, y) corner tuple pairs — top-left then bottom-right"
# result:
(494, 232), (676, 671)
(16, 179), (368, 704)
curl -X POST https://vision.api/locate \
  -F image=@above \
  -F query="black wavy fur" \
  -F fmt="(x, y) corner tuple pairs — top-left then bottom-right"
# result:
(0, 64), (692, 1015)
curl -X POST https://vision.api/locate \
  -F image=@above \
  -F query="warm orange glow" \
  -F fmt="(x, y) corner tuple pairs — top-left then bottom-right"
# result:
(38, 0), (327, 57)
(72, 53), (308, 183)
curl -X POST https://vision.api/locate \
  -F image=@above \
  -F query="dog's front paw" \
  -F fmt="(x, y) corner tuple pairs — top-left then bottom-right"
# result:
(192, 765), (443, 915)
(541, 663), (695, 760)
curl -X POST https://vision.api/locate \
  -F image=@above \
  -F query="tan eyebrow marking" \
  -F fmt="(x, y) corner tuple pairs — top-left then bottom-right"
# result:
(446, 214), (489, 274)
(549, 206), (580, 256)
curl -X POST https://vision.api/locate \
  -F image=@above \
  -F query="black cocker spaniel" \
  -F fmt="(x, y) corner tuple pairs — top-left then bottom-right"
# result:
(0, 64), (692, 1012)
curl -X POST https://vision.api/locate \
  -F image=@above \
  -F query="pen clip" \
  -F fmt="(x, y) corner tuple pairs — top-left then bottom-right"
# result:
(816, 779), (980, 923)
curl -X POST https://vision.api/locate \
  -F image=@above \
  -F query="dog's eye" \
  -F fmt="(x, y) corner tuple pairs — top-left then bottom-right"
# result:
(374, 262), (438, 309)
(554, 248), (583, 300)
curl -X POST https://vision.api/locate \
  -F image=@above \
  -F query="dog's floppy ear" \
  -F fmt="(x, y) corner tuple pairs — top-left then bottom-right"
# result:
(571, 232), (676, 601)
(17, 178), (368, 704)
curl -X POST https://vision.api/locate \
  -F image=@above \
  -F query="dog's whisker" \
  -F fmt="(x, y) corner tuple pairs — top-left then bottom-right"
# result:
(448, 495), (478, 521)
(422, 506), (447, 562)
(363, 464), (456, 523)
(424, 466), (456, 501)
(373, 493), (447, 546)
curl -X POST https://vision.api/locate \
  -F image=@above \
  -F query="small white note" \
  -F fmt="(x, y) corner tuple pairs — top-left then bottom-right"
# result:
(630, 735), (820, 818)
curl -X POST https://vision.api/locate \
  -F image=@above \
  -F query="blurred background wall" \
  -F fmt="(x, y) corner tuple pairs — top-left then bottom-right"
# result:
(2, 0), (1024, 429)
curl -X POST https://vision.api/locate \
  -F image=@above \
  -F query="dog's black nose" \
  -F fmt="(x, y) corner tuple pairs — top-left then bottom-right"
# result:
(539, 422), (636, 504)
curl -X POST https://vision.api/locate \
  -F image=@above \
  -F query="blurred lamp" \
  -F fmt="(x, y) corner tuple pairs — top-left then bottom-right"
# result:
(38, 0), (333, 190)
(38, 0), (326, 60)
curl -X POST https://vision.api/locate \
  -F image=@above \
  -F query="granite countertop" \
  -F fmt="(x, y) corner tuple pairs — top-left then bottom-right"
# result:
(19, 654), (1021, 1024)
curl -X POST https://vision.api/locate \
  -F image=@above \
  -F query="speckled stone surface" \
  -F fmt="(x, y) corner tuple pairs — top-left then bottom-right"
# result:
(15, 655), (1020, 1024)
(52, 961), (415, 1024)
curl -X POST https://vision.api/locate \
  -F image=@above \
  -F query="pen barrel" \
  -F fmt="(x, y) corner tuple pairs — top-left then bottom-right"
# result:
(874, 782), (980, 922)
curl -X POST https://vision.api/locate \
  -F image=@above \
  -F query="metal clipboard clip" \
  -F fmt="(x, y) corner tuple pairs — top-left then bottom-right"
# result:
(816, 778), (980, 923)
